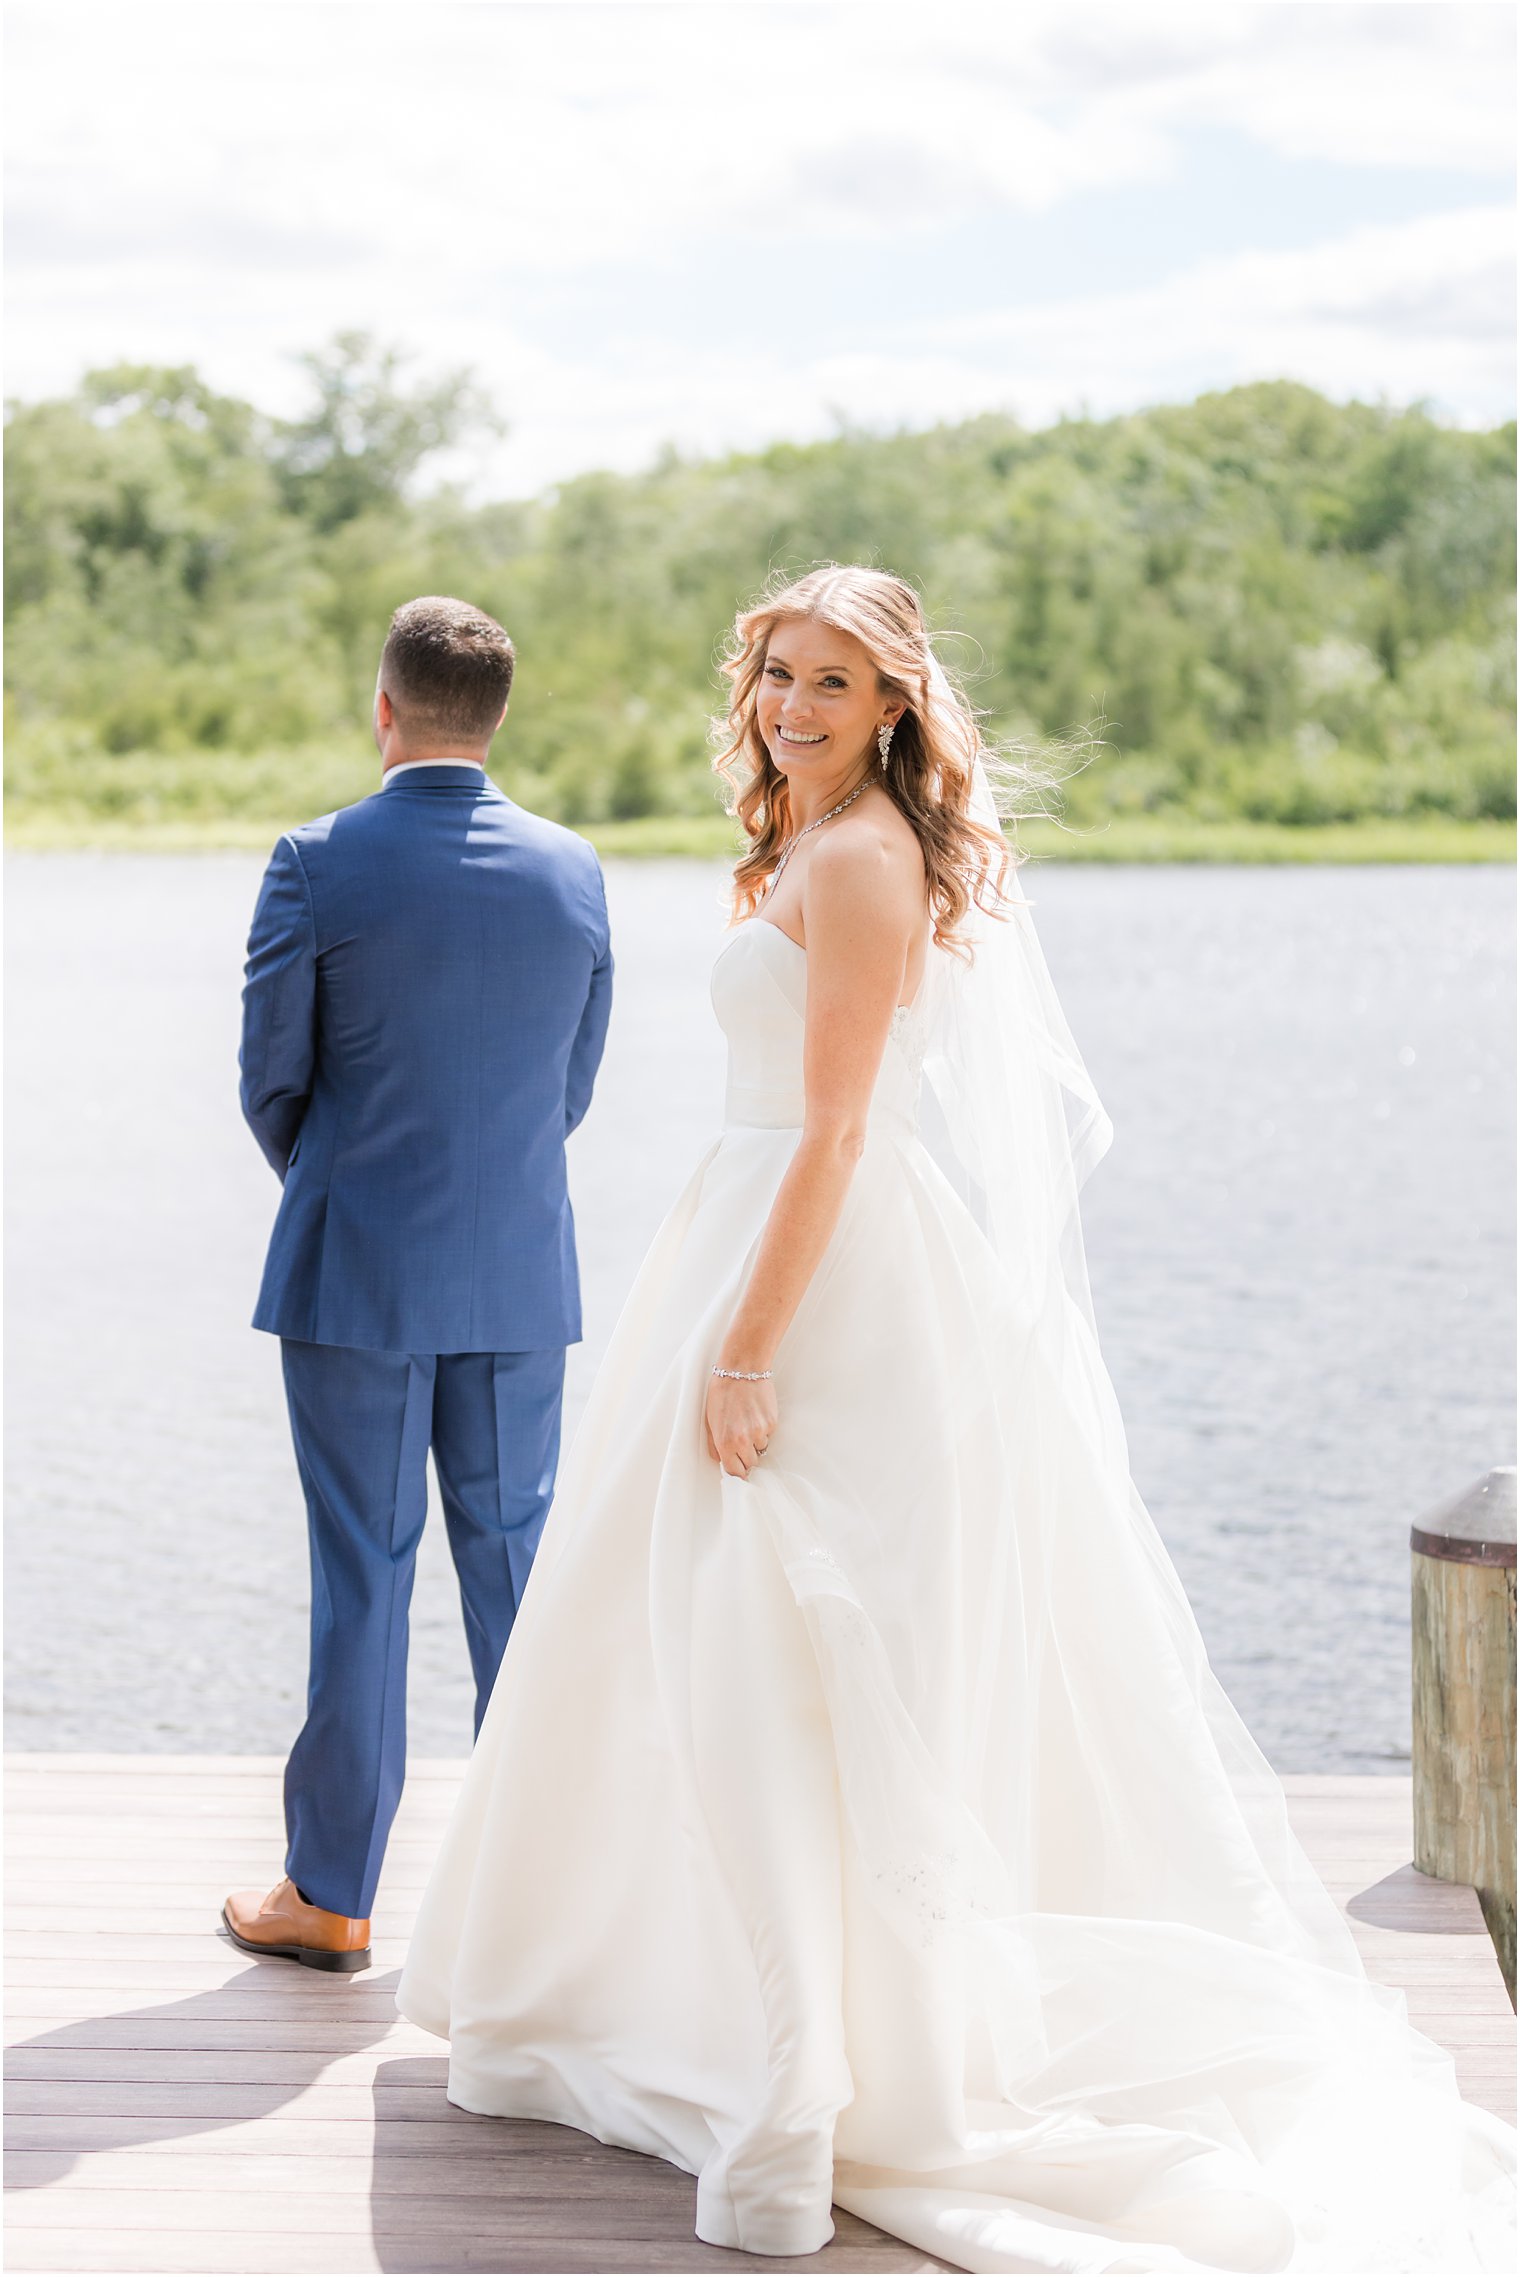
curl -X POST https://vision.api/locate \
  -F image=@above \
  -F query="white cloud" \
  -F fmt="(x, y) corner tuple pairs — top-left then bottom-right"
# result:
(9, 2), (1510, 269)
(459, 204), (1516, 489)
(1167, 3), (1515, 172)
(4, 1), (1514, 482)
(933, 204), (1517, 398)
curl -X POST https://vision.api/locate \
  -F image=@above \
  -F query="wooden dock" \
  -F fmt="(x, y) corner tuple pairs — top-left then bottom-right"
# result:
(5, 1758), (1513, 2275)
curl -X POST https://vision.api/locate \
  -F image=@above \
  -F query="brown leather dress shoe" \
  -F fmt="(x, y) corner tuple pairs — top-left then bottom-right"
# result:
(222, 1877), (371, 1972)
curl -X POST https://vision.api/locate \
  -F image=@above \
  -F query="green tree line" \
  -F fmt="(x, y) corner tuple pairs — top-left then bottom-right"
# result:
(5, 336), (1514, 846)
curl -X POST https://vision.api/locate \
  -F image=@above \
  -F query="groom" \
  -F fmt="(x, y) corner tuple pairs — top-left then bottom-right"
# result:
(225, 596), (613, 1971)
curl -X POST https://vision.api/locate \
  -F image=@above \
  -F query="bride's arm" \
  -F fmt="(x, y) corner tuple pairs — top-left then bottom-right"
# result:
(705, 826), (922, 1478)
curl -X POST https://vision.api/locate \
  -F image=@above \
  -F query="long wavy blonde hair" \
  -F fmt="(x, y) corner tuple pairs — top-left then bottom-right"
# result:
(713, 564), (1024, 952)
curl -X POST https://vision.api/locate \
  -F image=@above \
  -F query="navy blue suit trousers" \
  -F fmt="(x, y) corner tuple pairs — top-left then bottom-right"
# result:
(279, 1339), (563, 1920)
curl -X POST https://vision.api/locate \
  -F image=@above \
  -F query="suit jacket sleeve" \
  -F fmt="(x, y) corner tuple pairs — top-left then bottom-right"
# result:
(565, 861), (614, 1138)
(240, 835), (317, 1181)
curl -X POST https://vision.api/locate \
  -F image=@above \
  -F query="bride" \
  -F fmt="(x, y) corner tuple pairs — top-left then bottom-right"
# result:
(397, 566), (1513, 2273)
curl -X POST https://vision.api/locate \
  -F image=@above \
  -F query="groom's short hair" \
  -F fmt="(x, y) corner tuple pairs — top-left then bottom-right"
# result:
(380, 597), (515, 742)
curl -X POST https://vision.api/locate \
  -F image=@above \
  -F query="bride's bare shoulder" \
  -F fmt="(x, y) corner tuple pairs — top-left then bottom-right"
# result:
(808, 791), (925, 918)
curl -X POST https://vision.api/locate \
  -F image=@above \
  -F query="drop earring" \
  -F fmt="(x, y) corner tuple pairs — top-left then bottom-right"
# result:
(876, 720), (895, 765)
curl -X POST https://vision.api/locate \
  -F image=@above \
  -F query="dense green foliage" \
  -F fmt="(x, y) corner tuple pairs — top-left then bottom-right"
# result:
(6, 339), (1515, 846)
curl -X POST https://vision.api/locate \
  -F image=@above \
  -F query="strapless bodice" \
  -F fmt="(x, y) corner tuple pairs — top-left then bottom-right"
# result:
(709, 918), (925, 1138)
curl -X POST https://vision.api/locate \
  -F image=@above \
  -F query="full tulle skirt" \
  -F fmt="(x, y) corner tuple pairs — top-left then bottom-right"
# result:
(398, 1111), (1514, 2274)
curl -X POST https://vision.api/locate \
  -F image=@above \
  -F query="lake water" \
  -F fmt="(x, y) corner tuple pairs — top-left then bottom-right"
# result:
(5, 854), (1513, 1771)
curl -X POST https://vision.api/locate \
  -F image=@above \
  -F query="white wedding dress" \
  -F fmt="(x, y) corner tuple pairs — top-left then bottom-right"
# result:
(398, 910), (1514, 2275)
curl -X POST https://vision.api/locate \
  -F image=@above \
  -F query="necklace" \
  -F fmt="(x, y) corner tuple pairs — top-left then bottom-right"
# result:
(767, 774), (874, 895)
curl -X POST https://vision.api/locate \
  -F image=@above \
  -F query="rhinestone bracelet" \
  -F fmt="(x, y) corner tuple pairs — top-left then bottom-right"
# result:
(711, 1365), (773, 1382)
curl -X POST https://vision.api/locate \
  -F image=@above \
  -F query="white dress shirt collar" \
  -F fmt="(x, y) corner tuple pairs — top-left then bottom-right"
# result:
(383, 757), (486, 785)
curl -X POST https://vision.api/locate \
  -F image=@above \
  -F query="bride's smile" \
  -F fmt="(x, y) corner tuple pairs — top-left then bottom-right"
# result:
(756, 616), (903, 814)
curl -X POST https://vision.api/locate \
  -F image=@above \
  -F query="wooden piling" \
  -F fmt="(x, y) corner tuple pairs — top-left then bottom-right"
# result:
(1411, 1466), (1517, 2004)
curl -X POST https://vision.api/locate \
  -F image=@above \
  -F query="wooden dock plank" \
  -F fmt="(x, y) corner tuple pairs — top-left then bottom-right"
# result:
(7, 2088), (491, 2124)
(1, 2187), (928, 2257)
(4, 1757), (1513, 2277)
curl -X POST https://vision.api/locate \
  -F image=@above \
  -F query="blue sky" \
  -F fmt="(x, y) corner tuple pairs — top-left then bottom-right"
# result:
(5, 1), (1514, 493)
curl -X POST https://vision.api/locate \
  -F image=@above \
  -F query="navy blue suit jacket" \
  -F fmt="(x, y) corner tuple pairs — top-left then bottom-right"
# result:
(240, 765), (613, 1353)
